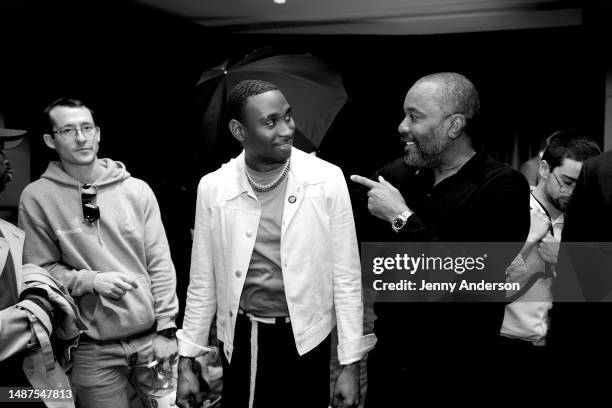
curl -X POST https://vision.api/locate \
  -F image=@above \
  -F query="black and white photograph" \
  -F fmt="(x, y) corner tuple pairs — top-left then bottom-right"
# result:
(2, 0), (612, 407)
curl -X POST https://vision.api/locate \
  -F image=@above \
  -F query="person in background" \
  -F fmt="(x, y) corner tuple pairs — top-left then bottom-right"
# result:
(500, 129), (600, 349)
(1, 127), (83, 407)
(550, 148), (612, 365)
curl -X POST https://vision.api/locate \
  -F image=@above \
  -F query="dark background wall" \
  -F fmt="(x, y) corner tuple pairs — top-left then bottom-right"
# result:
(2, 0), (609, 323)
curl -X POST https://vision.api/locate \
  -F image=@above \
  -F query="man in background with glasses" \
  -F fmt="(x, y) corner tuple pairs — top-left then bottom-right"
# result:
(500, 129), (600, 349)
(18, 98), (179, 408)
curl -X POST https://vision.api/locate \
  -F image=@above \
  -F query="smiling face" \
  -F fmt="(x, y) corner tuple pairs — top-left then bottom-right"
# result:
(397, 81), (452, 168)
(239, 90), (295, 170)
(44, 106), (100, 167)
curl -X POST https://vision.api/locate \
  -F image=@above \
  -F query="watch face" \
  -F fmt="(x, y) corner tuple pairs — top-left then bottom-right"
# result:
(393, 218), (404, 228)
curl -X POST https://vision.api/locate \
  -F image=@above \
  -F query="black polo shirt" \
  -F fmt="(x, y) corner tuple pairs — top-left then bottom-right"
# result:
(354, 152), (530, 357)
(368, 152), (530, 243)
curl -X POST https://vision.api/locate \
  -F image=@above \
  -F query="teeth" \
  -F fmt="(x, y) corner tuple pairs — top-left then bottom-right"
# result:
(405, 141), (415, 146)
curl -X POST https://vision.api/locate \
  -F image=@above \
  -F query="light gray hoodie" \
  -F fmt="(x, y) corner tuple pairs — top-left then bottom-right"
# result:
(19, 159), (178, 340)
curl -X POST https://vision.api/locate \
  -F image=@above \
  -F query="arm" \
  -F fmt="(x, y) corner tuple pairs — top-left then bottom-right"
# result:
(178, 177), (217, 356)
(349, 171), (438, 242)
(458, 170), (531, 303)
(506, 208), (553, 287)
(0, 291), (54, 362)
(0, 306), (36, 361)
(141, 183), (179, 332)
(330, 168), (376, 408)
(177, 178), (217, 406)
(140, 183), (180, 363)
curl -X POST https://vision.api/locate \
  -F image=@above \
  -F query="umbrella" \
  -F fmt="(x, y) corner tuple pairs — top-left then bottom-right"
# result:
(195, 48), (348, 161)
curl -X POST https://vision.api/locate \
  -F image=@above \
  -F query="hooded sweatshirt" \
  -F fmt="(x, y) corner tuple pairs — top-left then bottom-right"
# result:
(18, 159), (178, 341)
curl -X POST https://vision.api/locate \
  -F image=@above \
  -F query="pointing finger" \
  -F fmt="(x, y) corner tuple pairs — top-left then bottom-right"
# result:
(350, 175), (379, 189)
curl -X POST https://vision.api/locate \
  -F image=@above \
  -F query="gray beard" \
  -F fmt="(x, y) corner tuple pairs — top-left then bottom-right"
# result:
(403, 149), (444, 169)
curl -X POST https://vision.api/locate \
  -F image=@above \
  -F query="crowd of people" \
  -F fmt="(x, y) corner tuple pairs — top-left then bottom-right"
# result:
(1, 72), (611, 408)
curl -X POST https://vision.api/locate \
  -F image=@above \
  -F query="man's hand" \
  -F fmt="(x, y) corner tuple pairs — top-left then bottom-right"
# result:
(528, 210), (550, 243)
(152, 334), (178, 372)
(351, 175), (409, 223)
(176, 357), (205, 408)
(332, 362), (360, 408)
(93, 272), (138, 300)
(538, 232), (560, 266)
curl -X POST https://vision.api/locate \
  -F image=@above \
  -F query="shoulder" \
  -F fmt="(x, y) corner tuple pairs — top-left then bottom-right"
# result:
(584, 151), (612, 177)
(116, 176), (155, 199)
(20, 179), (56, 203)
(115, 177), (161, 210)
(580, 151), (612, 204)
(121, 175), (150, 191)
(198, 156), (240, 189)
(292, 148), (343, 179)
(480, 155), (527, 185)
(0, 218), (23, 238)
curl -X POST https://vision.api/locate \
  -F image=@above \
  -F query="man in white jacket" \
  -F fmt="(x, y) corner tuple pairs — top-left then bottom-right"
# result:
(177, 80), (375, 408)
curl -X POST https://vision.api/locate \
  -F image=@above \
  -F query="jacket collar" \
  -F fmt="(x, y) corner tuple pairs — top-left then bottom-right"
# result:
(224, 147), (324, 201)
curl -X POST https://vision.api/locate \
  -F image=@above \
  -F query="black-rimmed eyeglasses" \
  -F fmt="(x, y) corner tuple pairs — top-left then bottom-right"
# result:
(53, 124), (98, 142)
(81, 184), (100, 223)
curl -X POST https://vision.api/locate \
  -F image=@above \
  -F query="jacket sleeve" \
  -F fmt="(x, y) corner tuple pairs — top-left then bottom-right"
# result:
(0, 297), (53, 362)
(141, 183), (179, 331)
(178, 177), (217, 357)
(329, 167), (377, 365)
(0, 306), (33, 361)
(18, 200), (98, 296)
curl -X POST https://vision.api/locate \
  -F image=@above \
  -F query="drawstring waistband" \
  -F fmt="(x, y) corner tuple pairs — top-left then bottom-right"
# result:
(238, 309), (290, 408)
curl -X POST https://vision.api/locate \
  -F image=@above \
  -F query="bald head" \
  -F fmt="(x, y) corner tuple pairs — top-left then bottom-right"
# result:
(414, 72), (480, 130)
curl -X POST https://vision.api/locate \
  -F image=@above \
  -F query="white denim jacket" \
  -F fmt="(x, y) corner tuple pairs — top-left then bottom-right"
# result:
(178, 148), (376, 364)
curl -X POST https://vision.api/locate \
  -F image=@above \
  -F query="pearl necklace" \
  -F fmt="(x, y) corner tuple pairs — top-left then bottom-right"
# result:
(245, 159), (290, 193)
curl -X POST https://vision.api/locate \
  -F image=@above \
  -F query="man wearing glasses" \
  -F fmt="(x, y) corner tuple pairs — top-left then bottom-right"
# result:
(18, 98), (179, 408)
(500, 129), (600, 349)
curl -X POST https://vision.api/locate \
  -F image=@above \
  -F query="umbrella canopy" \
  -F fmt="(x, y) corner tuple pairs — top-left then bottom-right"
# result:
(195, 48), (348, 159)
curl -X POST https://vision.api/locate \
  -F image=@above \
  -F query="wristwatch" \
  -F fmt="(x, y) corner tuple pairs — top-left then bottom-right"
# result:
(391, 209), (414, 233)
(157, 328), (177, 339)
